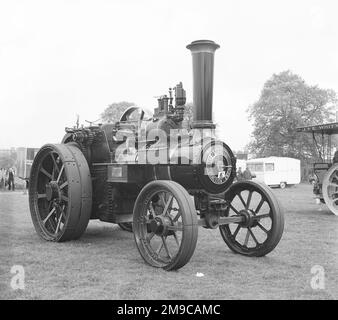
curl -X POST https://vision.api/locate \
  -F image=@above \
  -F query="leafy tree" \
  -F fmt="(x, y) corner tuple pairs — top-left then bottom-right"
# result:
(247, 71), (337, 160)
(0, 150), (17, 169)
(101, 101), (136, 123)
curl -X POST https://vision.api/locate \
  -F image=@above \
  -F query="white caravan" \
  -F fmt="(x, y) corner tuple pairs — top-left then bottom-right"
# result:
(246, 157), (301, 188)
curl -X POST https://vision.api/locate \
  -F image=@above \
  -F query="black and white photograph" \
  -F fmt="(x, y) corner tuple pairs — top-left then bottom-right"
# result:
(1, 0), (338, 306)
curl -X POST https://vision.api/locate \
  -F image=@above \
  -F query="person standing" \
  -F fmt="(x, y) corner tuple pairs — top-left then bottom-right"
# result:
(236, 167), (243, 181)
(8, 167), (15, 191)
(243, 166), (253, 180)
(0, 168), (5, 189)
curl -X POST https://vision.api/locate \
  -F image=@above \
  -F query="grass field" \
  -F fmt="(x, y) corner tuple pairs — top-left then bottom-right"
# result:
(1, 183), (338, 300)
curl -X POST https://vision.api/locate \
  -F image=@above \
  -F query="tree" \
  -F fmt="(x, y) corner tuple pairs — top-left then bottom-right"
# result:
(101, 101), (136, 123)
(247, 71), (337, 160)
(0, 150), (17, 169)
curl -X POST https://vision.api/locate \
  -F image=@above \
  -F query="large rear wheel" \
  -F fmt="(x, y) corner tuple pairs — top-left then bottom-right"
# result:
(322, 164), (338, 215)
(133, 180), (198, 270)
(29, 144), (92, 241)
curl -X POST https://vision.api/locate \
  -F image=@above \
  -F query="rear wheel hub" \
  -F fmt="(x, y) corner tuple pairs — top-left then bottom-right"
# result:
(46, 181), (60, 201)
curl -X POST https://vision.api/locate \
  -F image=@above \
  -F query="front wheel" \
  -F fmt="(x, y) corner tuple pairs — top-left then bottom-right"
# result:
(133, 180), (198, 270)
(220, 181), (284, 256)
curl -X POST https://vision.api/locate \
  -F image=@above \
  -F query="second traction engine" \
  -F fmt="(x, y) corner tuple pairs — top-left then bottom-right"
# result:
(28, 40), (284, 270)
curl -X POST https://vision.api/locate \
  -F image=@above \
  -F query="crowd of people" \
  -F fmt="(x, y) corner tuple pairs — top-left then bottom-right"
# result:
(0, 167), (16, 191)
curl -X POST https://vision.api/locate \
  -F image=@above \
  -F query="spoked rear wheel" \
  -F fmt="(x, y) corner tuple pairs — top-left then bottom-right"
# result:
(220, 181), (284, 256)
(133, 180), (198, 270)
(322, 164), (338, 215)
(29, 144), (92, 242)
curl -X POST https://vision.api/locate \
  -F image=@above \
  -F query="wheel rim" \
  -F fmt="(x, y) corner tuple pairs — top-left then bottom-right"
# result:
(220, 181), (284, 255)
(133, 181), (198, 270)
(29, 144), (92, 241)
(322, 164), (338, 215)
(31, 149), (69, 238)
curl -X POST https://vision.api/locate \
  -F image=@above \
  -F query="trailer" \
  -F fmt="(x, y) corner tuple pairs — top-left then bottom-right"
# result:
(246, 157), (301, 188)
(16, 147), (39, 187)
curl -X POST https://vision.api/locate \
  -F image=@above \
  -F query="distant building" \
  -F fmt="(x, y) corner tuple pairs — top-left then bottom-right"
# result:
(16, 147), (40, 179)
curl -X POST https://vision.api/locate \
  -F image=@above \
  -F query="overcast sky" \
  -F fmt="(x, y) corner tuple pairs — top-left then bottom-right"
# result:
(1, 0), (337, 150)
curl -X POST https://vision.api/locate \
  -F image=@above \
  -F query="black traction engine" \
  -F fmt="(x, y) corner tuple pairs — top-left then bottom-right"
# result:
(29, 40), (284, 270)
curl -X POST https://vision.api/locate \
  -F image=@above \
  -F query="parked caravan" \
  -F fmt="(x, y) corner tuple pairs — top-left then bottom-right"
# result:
(246, 157), (301, 188)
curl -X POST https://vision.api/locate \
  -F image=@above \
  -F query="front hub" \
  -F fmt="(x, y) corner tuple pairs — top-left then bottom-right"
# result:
(239, 209), (257, 228)
(149, 216), (173, 236)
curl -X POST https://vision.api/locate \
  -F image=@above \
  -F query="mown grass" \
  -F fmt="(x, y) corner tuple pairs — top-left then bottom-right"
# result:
(1, 184), (338, 299)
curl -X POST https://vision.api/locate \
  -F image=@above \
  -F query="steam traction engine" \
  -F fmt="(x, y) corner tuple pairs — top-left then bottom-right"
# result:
(29, 40), (284, 270)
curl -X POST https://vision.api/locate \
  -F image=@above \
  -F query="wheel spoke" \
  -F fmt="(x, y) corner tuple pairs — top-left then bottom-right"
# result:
(59, 181), (68, 190)
(54, 213), (62, 235)
(61, 195), (69, 202)
(172, 210), (181, 223)
(244, 229), (250, 247)
(238, 193), (247, 208)
(254, 198), (265, 214)
(37, 193), (47, 199)
(156, 241), (164, 255)
(172, 232), (180, 247)
(60, 205), (67, 220)
(40, 167), (52, 180)
(43, 207), (56, 225)
(149, 203), (156, 217)
(56, 165), (64, 183)
(257, 222), (269, 234)
(159, 193), (166, 207)
(248, 227), (259, 246)
(232, 224), (241, 239)
(161, 236), (172, 259)
(246, 191), (253, 209)
(146, 232), (155, 242)
(50, 153), (60, 178)
(162, 195), (174, 216)
(229, 204), (240, 215)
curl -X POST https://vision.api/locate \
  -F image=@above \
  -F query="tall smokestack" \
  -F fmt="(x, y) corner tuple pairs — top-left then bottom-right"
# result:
(186, 40), (220, 128)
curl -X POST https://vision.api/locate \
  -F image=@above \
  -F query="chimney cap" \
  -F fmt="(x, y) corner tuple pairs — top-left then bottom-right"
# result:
(186, 40), (220, 53)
